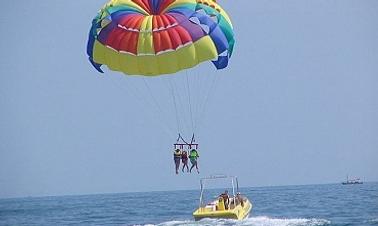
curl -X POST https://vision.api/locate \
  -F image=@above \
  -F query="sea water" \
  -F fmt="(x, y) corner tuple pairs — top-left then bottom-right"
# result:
(0, 182), (377, 226)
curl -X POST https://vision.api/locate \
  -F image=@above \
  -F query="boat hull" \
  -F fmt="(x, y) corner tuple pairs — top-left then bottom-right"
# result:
(193, 199), (252, 221)
(342, 182), (363, 185)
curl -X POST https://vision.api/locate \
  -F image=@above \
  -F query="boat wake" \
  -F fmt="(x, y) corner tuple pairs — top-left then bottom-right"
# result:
(365, 218), (378, 225)
(134, 216), (331, 226)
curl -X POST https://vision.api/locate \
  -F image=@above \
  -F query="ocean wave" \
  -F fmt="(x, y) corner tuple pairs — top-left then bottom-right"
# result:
(365, 218), (378, 225)
(134, 216), (331, 226)
(241, 216), (331, 226)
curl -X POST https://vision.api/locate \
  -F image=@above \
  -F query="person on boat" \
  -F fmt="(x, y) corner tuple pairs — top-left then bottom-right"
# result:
(173, 149), (182, 174)
(181, 150), (189, 172)
(189, 149), (199, 173)
(220, 190), (230, 209)
(236, 192), (244, 207)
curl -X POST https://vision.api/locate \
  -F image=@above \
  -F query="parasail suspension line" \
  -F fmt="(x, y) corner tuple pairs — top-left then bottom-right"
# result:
(186, 71), (195, 133)
(169, 78), (181, 135)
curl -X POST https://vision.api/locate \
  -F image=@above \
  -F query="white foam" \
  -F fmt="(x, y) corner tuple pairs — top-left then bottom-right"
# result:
(241, 216), (331, 226)
(135, 216), (331, 226)
(365, 218), (378, 224)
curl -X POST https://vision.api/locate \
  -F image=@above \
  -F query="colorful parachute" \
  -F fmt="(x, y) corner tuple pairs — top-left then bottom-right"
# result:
(87, 0), (235, 75)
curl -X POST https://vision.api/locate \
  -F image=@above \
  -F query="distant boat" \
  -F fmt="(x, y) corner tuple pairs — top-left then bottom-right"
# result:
(342, 175), (363, 185)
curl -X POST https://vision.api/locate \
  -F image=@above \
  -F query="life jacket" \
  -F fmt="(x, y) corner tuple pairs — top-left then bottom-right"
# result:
(182, 152), (188, 159)
(189, 150), (198, 159)
(217, 197), (225, 211)
(174, 150), (182, 157)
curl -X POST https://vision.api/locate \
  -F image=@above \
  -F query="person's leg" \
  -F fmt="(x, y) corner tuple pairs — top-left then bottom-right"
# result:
(183, 160), (187, 172)
(192, 160), (199, 173)
(190, 162), (195, 173)
(175, 159), (180, 174)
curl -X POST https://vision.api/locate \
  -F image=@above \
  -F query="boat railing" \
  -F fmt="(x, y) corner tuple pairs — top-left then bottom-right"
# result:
(198, 175), (241, 210)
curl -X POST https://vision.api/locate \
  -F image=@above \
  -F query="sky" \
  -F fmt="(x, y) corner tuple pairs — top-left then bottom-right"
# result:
(0, 0), (377, 199)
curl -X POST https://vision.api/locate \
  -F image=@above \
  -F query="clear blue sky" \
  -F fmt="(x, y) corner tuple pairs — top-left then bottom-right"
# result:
(0, 0), (377, 198)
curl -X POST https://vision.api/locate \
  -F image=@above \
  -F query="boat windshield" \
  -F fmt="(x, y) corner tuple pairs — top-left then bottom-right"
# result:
(198, 175), (239, 208)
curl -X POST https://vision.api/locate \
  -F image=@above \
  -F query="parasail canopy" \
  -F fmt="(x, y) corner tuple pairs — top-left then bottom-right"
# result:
(87, 0), (235, 76)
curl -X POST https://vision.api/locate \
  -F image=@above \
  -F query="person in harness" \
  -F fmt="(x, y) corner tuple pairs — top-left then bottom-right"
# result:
(181, 150), (189, 172)
(173, 149), (182, 174)
(189, 149), (200, 174)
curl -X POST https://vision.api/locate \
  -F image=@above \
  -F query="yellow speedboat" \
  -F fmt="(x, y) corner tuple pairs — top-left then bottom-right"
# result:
(193, 175), (252, 221)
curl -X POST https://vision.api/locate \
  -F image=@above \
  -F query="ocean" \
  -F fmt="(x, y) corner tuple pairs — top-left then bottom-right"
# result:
(0, 182), (377, 226)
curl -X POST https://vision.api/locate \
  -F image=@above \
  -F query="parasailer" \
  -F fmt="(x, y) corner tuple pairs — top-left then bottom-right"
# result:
(181, 150), (189, 172)
(174, 134), (198, 174)
(189, 149), (200, 173)
(173, 148), (182, 174)
(87, 0), (234, 173)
